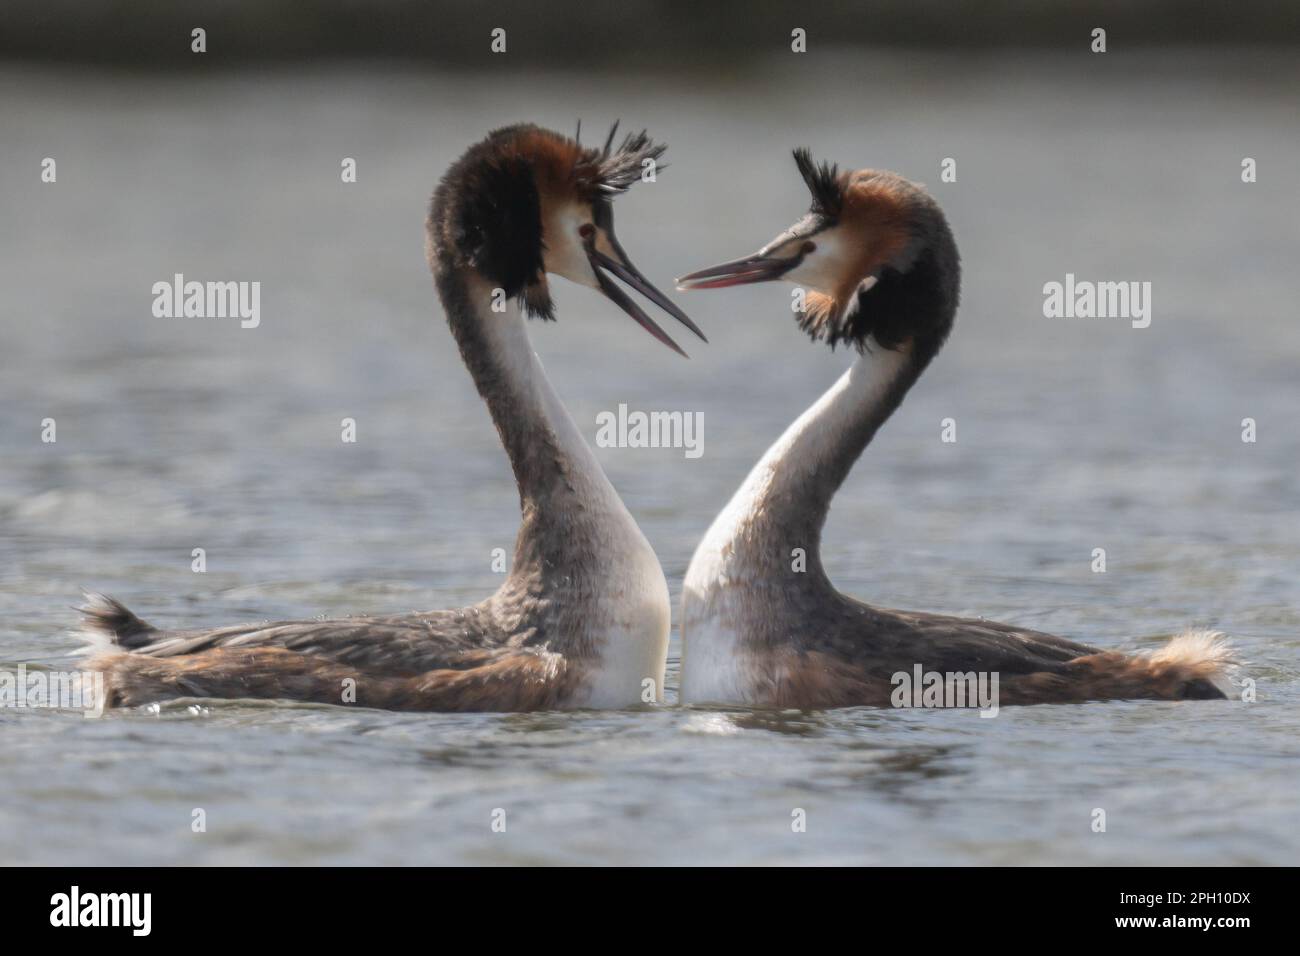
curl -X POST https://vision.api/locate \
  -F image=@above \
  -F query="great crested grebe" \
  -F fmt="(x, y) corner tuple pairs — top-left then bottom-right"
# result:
(81, 122), (704, 712)
(675, 150), (1234, 709)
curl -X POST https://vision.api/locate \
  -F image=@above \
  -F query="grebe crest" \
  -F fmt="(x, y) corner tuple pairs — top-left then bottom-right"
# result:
(431, 122), (705, 355)
(679, 149), (959, 360)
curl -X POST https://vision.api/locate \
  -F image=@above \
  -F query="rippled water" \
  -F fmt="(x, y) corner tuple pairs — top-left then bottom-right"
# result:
(2, 53), (1297, 865)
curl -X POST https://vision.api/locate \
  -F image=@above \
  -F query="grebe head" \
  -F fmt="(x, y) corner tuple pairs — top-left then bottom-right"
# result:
(677, 149), (959, 354)
(430, 122), (705, 356)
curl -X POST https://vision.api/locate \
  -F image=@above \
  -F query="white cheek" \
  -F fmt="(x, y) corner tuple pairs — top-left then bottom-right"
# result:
(786, 233), (851, 293)
(543, 209), (599, 290)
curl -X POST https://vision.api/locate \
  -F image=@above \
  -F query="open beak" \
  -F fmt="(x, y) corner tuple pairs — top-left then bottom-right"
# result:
(675, 251), (800, 291)
(585, 232), (707, 358)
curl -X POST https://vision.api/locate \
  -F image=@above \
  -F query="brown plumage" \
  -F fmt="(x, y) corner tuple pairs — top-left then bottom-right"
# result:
(89, 644), (578, 712)
(745, 617), (1234, 710)
(78, 591), (586, 712)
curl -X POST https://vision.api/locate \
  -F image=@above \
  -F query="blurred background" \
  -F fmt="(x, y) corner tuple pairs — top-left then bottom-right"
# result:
(1, 3), (1297, 865)
(5, 0), (1300, 64)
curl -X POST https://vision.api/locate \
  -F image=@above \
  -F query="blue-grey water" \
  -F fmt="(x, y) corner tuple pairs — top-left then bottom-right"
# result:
(1, 52), (1297, 865)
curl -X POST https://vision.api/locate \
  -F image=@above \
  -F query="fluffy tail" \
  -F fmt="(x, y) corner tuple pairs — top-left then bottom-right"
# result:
(1142, 629), (1237, 698)
(1004, 629), (1236, 704)
(77, 591), (157, 650)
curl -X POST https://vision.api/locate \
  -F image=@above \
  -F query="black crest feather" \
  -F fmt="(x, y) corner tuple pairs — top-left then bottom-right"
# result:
(574, 122), (667, 198)
(793, 147), (843, 218)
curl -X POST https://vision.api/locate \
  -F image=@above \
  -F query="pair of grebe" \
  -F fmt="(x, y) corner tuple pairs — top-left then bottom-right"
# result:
(82, 124), (1232, 711)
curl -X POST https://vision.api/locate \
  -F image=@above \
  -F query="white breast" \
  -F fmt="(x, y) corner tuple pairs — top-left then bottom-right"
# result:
(578, 536), (671, 709)
(680, 486), (764, 705)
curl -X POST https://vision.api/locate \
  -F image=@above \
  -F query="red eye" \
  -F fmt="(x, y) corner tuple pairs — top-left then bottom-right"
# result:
(579, 223), (595, 239)
(802, 241), (817, 254)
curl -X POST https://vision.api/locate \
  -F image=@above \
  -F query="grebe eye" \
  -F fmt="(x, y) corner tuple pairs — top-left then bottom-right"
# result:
(801, 241), (816, 254)
(578, 223), (596, 239)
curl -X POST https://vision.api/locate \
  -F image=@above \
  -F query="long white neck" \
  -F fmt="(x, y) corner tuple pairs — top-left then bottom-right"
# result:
(450, 276), (651, 570)
(444, 274), (670, 704)
(476, 283), (631, 516)
(685, 341), (916, 593)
